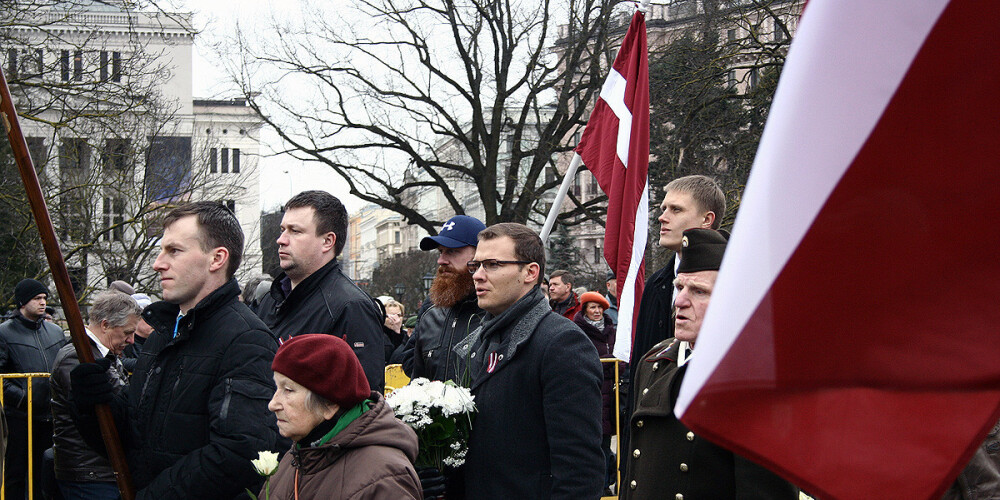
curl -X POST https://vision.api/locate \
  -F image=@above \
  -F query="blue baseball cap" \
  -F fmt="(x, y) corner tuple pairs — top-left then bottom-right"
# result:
(419, 215), (487, 250)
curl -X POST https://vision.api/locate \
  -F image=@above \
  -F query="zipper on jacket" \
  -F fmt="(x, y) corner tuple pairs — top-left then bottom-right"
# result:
(220, 378), (232, 420)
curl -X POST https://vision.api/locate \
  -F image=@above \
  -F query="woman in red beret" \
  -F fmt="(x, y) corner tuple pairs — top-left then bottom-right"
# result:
(264, 334), (421, 499)
(574, 291), (621, 494)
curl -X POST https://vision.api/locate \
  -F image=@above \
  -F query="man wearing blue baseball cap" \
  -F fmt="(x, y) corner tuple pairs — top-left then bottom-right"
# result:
(398, 214), (487, 498)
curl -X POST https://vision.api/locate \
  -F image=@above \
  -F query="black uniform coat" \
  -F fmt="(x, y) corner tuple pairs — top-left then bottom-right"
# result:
(455, 287), (605, 500)
(79, 279), (280, 499)
(257, 258), (385, 391)
(621, 339), (798, 500)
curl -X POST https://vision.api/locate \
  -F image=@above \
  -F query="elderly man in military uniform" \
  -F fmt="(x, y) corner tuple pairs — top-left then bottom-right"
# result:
(620, 228), (797, 500)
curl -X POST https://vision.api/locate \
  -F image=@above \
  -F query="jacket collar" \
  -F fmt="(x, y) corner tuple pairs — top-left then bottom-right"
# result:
(646, 338), (680, 363)
(143, 279), (241, 338)
(269, 258), (341, 309)
(12, 310), (43, 330)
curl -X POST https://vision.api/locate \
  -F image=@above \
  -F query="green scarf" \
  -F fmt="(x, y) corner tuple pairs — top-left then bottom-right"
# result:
(309, 399), (371, 448)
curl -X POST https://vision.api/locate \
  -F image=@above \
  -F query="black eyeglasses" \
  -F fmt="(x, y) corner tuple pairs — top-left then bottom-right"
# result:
(467, 259), (532, 274)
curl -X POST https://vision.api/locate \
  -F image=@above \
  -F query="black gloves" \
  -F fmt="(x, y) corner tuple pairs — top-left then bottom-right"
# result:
(70, 356), (114, 411)
(417, 466), (446, 499)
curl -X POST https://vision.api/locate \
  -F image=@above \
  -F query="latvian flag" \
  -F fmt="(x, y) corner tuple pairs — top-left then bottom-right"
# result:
(575, 10), (649, 362)
(676, 1), (1000, 499)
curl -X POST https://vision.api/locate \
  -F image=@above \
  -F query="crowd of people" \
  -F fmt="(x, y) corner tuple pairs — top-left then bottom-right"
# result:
(0, 177), (994, 499)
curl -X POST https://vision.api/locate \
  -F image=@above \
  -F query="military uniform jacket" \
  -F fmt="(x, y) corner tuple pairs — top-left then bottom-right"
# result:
(621, 339), (798, 500)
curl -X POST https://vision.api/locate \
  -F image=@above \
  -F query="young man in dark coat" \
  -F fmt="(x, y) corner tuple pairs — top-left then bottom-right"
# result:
(621, 228), (798, 500)
(256, 190), (385, 391)
(71, 202), (280, 499)
(454, 223), (604, 500)
(0, 278), (66, 499)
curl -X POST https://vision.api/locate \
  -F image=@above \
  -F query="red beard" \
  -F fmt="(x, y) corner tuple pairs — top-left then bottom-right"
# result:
(429, 265), (475, 308)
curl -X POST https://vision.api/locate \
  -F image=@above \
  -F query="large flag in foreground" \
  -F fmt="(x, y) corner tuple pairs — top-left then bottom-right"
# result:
(575, 11), (649, 361)
(676, 1), (1000, 499)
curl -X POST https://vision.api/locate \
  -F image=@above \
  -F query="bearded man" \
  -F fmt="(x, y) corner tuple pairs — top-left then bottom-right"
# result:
(399, 215), (487, 384)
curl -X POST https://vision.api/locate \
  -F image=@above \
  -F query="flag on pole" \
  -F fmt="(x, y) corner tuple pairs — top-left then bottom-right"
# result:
(675, 1), (1000, 499)
(575, 10), (649, 362)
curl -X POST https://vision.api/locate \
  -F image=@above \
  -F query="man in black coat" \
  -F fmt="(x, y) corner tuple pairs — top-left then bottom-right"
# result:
(0, 278), (66, 499)
(621, 228), (798, 500)
(455, 223), (604, 500)
(256, 190), (385, 391)
(71, 202), (280, 499)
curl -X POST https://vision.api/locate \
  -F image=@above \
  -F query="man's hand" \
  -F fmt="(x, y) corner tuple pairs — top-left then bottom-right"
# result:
(70, 357), (114, 411)
(417, 466), (446, 499)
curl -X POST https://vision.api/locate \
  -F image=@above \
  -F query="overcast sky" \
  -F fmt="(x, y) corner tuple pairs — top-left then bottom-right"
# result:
(173, 0), (365, 214)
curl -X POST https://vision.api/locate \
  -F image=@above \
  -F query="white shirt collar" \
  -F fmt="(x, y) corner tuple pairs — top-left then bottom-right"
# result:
(85, 327), (112, 358)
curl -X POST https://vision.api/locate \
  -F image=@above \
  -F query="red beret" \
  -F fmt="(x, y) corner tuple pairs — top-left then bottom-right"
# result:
(272, 334), (370, 408)
(579, 291), (610, 310)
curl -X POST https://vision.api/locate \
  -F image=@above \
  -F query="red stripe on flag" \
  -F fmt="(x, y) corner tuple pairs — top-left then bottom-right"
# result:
(681, 1), (1000, 499)
(575, 11), (649, 360)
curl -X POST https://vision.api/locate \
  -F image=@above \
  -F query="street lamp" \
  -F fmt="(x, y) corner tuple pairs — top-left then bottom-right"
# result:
(422, 273), (434, 293)
(394, 283), (406, 298)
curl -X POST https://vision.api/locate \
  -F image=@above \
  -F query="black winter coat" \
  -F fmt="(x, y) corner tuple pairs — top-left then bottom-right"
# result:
(0, 311), (65, 419)
(573, 311), (619, 436)
(80, 279), (280, 499)
(399, 293), (484, 382)
(257, 258), (385, 391)
(50, 338), (127, 481)
(456, 287), (605, 500)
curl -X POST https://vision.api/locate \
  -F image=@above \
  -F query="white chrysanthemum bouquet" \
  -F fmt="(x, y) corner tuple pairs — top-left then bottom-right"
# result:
(386, 377), (476, 469)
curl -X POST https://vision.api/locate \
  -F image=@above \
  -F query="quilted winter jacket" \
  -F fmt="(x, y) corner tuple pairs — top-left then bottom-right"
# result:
(0, 311), (65, 419)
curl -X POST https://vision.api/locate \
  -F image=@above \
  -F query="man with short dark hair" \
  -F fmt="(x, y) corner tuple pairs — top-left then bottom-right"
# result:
(257, 190), (385, 391)
(548, 270), (582, 320)
(455, 223), (604, 499)
(621, 228), (797, 499)
(0, 278), (66, 500)
(604, 269), (619, 326)
(71, 201), (280, 499)
(51, 290), (140, 499)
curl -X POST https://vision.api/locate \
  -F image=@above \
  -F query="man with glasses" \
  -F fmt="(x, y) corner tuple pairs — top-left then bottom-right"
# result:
(454, 223), (604, 500)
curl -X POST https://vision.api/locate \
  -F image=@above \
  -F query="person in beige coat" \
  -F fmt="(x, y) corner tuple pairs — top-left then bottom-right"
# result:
(265, 334), (421, 499)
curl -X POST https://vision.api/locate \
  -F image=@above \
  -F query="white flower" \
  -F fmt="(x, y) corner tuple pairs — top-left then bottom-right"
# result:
(251, 450), (279, 477)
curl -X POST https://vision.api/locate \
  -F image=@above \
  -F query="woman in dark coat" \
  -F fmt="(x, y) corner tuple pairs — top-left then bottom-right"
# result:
(573, 291), (621, 493)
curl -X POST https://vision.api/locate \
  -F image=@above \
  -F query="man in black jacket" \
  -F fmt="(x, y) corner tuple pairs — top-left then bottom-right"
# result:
(71, 202), (280, 499)
(455, 223), (604, 500)
(0, 278), (66, 499)
(398, 214), (486, 383)
(256, 191), (385, 391)
(50, 290), (139, 499)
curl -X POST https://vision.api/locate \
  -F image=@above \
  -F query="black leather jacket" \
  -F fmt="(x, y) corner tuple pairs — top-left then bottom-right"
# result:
(257, 258), (385, 391)
(400, 294), (485, 383)
(0, 311), (66, 419)
(50, 339), (128, 481)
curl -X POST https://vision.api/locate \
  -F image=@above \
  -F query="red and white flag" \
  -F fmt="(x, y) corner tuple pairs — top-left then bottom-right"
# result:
(575, 10), (649, 362)
(676, 1), (1000, 499)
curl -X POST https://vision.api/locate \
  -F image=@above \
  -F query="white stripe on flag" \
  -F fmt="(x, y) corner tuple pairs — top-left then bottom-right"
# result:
(599, 69), (633, 167)
(612, 180), (648, 361)
(676, 0), (950, 415)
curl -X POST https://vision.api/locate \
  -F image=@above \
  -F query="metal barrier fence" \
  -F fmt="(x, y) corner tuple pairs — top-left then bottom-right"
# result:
(384, 358), (626, 498)
(0, 372), (51, 500)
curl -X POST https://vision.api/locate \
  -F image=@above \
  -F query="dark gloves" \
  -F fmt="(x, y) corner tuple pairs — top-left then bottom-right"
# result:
(417, 466), (446, 499)
(70, 356), (114, 412)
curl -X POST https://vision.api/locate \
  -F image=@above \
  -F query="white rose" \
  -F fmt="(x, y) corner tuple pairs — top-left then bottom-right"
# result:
(251, 450), (279, 477)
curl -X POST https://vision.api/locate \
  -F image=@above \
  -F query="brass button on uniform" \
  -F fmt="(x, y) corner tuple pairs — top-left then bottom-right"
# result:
(679, 463), (689, 472)
(630, 480), (637, 490)
(642, 388), (649, 395)
(636, 420), (644, 428)
(686, 431), (695, 441)
(632, 449), (641, 458)
(652, 362), (659, 371)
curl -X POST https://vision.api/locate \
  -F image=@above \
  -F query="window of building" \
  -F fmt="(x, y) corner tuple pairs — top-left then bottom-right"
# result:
(102, 138), (131, 171)
(26, 137), (47, 170)
(221, 147), (229, 173)
(100, 51), (108, 81)
(749, 68), (759, 90)
(60, 138), (90, 172)
(73, 50), (83, 81)
(6, 49), (17, 79)
(209, 148), (218, 173)
(26, 49), (43, 79)
(394, 231), (400, 244)
(727, 29), (737, 42)
(60, 49), (70, 81)
(112, 51), (121, 82)
(232, 148), (240, 173)
(103, 196), (125, 242)
(589, 171), (598, 196)
(145, 136), (192, 202)
(594, 244), (602, 264)
(774, 21), (785, 42)
(727, 70), (737, 89)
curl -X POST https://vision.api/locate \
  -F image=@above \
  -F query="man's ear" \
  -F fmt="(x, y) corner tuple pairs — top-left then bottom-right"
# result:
(323, 233), (337, 254)
(701, 211), (716, 229)
(524, 262), (541, 285)
(209, 247), (230, 273)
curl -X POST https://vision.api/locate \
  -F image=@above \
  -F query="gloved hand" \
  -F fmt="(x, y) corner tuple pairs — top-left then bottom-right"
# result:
(417, 466), (446, 499)
(70, 356), (114, 411)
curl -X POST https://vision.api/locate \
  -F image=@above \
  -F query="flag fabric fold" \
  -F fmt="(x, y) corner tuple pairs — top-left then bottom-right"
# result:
(575, 11), (650, 362)
(676, 1), (1000, 499)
